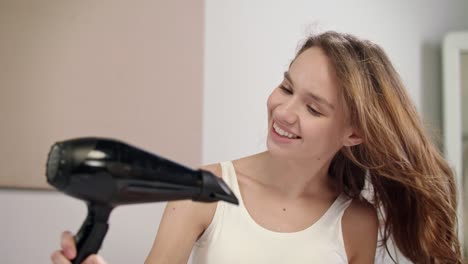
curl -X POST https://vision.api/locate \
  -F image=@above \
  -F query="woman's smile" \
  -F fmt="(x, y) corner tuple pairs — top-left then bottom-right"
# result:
(270, 121), (302, 144)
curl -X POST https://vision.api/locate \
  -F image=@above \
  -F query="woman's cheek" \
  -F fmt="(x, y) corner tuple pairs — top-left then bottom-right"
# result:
(266, 93), (276, 113)
(267, 89), (282, 109)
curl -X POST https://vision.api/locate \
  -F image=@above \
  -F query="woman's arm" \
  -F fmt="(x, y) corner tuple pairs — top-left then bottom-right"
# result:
(342, 199), (379, 264)
(144, 164), (221, 264)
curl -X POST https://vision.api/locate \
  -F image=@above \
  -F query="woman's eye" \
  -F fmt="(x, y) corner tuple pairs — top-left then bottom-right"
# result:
(307, 106), (322, 117)
(279, 85), (292, 94)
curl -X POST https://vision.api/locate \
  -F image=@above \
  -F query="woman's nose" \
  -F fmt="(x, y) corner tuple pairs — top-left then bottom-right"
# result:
(276, 100), (299, 125)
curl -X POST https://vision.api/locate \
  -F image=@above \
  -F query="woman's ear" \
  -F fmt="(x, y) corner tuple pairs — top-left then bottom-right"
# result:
(343, 128), (363, 147)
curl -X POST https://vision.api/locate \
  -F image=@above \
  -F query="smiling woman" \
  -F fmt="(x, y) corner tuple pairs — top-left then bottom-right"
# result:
(52, 31), (461, 264)
(266, 47), (352, 165)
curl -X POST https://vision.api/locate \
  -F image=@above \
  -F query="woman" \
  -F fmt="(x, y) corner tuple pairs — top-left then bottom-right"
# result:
(52, 31), (461, 263)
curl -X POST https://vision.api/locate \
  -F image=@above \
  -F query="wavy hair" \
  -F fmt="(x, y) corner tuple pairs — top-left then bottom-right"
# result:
(295, 31), (461, 263)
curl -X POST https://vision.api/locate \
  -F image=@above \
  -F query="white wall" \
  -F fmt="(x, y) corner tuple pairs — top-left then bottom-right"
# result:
(203, 0), (468, 263)
(203, 0), (468, 164)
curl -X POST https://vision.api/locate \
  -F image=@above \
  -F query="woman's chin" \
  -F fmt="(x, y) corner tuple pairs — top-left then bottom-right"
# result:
(266, 140), (297, 158)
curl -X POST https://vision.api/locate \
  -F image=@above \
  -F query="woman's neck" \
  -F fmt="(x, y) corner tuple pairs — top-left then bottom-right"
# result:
(237, 151), (337, 199)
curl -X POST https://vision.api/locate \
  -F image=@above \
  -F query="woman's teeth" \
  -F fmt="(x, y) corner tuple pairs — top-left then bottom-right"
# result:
(273, 123), (299, 139)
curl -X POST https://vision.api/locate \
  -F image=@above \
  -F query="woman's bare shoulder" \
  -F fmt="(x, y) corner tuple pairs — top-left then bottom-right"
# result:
(145, 162), (224, 263)
(344, 198), (378, 223)
(199, 162), (223, 178)
(342, 198), (379, 263)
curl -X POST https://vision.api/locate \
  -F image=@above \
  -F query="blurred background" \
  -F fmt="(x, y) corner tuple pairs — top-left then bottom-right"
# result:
(1, 0), (467, 263)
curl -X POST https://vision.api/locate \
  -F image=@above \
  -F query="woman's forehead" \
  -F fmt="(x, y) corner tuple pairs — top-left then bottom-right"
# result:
(288, 47), (340, 102)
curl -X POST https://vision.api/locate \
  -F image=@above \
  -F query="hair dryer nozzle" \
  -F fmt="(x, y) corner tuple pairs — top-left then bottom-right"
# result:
(196, 170), (239, 205)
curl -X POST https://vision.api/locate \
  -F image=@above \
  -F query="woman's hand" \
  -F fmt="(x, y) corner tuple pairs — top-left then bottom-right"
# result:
(50, 231), (108, 264)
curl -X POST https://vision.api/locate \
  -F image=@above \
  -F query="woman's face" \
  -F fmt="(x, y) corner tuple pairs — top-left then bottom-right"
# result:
(266, 47), (360, 162)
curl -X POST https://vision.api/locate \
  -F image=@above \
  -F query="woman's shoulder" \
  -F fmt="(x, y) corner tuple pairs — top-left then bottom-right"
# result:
(342, 197), (379, 263)
(198, 162), (223, 178)
(343, 198), (378, 223)
(199, 152), (265, 177)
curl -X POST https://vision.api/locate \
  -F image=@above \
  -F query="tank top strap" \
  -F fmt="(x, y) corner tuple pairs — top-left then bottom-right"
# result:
(318, 193), (353, 226)
(195, 161), (239, 247)
(219, 161), (243, 203)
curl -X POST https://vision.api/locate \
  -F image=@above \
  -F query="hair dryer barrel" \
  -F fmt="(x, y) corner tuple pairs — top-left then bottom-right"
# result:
(46, 137), (238, 206)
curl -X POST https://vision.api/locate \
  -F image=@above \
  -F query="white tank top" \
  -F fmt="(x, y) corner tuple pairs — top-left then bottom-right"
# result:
(192, 161), (352, 264)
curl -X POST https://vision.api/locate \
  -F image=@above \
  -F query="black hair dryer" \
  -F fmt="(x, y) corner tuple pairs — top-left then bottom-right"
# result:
(46, 137), (238, 264)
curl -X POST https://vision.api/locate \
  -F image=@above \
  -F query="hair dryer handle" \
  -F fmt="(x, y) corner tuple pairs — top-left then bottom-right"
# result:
(72, 204), (112, 264)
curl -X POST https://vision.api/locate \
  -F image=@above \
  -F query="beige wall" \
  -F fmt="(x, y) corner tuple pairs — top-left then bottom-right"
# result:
(0, 1), (204, 263)
(0, 0), (203, 189)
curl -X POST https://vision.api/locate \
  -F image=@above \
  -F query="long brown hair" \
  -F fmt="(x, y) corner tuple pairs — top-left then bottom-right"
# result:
(295, 31), (461, 263)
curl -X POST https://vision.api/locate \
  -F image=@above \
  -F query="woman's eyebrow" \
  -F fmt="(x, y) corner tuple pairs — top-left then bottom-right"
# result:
(283, 71), (335, 111)
(283, 71), (295, 86)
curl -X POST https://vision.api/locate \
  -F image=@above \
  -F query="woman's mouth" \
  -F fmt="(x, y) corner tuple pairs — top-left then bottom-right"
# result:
(272, 122), (301, 139)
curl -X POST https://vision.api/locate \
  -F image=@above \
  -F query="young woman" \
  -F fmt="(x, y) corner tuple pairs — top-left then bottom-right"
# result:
(52, 31), (461, 264)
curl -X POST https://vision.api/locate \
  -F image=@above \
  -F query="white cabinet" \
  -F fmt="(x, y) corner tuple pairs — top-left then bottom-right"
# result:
(442, 31), (468, 252)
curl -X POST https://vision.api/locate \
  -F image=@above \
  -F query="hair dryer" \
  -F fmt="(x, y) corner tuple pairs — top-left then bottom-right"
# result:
(46, 137), (238, 264)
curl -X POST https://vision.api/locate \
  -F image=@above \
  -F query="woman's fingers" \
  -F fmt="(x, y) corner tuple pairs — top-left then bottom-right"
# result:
(54, 231), (107, 264)
(60, 231), (76, 259)
(82, 254), (108, 264)
(50, 250), (71, 264)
